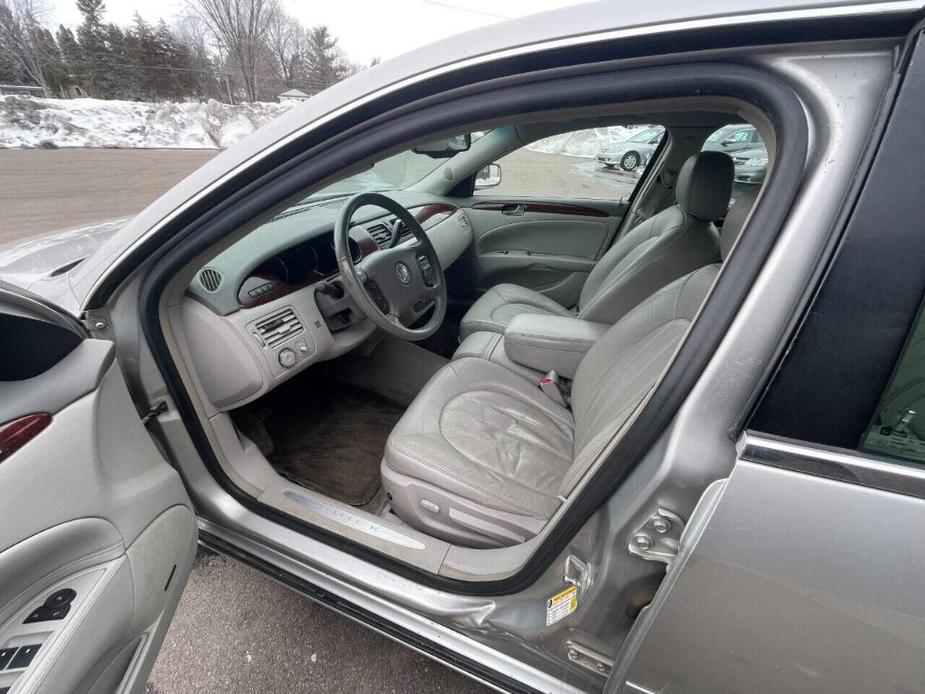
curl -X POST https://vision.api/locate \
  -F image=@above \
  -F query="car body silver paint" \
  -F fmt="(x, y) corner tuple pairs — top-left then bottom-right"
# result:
(195, 515), (589, 694)
(0, 218), (128, 292)
(55, 0), (921, 313)
(136, 42), (899, 690)
(610, 458), (925, 693)
(586, 42), (900, 689)
(742, 433), (925, 500)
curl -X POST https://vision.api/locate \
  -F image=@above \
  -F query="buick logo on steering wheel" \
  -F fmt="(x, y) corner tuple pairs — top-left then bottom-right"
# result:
(394, 262), (412, 285)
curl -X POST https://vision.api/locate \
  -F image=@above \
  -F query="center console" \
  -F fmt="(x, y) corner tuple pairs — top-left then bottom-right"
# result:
(454, 313), (609, 381)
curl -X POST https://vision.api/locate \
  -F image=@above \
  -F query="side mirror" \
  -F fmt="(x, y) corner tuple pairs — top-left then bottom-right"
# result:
(475, 163), (502, 190)
(412, 134), (471, 158)
(720, 138), (734, 147)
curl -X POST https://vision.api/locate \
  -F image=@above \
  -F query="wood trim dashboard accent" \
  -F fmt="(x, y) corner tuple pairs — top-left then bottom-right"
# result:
(236, 205), (458, 309)
(411, 203), (458, 230)
(470, 201), (610, 218)
(237, 273), (311, 310)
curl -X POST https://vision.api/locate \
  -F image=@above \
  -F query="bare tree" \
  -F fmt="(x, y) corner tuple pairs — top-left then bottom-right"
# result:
(186, 0), (277, 102)
(264, 5), (300, 88)
(0, 0), (55, 96)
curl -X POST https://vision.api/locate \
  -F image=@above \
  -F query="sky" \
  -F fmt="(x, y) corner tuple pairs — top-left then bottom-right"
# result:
(48, 0), (590, 66)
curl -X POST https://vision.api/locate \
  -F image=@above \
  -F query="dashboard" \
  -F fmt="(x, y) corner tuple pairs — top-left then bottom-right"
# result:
(176, 192), (472, 414)
(237, 230), (371, 309)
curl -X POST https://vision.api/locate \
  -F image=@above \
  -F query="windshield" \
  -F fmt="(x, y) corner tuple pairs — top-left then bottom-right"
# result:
(305, 134), (478, 201)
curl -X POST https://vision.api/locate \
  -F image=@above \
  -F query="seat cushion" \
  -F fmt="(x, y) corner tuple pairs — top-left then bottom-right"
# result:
(458, 283), (573, 339)
(383, 357), (574, 520)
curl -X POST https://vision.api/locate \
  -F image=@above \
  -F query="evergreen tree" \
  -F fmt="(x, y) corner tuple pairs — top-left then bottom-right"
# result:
(55, 25), (83, 93)
(303, 25), (348, 94)
(75, 0), (109, 96)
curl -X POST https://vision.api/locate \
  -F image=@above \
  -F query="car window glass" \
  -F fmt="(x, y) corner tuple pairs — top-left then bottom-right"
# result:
(306, 131), (484, 200)
(474, 125), (663, 201)
(860, 300), (925, 462)
(703, 124), (768, 202)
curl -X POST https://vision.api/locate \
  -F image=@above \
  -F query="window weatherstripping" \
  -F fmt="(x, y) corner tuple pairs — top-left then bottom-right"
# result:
(742, 433), (925, 502)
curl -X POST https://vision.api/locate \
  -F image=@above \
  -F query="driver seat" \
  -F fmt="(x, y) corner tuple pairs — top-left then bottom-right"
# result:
(381, 187), (756, 548)
(457, 151), (732, 339)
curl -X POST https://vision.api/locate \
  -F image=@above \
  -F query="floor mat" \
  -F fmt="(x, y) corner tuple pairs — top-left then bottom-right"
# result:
(259, 380), (405, 506)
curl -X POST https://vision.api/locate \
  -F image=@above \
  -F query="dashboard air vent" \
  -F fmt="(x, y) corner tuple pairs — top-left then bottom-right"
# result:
(198, 267), (223, 292)
(367, 223), (392, 250)
(254, 308), (303, 348)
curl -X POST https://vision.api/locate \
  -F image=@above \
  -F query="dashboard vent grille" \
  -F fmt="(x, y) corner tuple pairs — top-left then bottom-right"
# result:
(254, 308), (303, 347)
(367, 223), (392, 250)
(198, 267), (223, 292)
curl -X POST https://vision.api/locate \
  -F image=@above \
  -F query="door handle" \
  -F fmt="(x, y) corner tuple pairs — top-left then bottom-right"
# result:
(502, 203), (526, 216)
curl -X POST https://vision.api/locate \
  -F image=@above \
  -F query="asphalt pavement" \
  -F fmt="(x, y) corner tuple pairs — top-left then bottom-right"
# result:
(0, 148), (216, 242)
(146, 549), (486, 693)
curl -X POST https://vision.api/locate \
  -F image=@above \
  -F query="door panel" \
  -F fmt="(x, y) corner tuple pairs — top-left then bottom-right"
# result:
(0, 286), (196, 694)
(450, 197), (627, 306)
(610, 456), (925, 694)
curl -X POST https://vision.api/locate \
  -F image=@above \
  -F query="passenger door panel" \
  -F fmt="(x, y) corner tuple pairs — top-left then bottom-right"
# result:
(0, 286), (196, 694)
(450, 197), (628, 306)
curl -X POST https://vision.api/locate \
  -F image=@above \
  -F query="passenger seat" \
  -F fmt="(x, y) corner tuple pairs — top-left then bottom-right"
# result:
(458, 151), (734, 339)
(453, 184), (761, 378)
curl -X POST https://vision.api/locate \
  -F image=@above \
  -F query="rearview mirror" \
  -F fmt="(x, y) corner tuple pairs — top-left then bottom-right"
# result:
(475, 163), (502, 190)
(412, 134), (471, 158)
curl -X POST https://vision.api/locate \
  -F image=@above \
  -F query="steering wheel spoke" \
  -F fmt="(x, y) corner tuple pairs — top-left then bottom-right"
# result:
(334, 193), (447, 341)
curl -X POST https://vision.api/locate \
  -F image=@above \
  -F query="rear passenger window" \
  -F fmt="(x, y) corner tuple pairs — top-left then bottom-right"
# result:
(474, 125), (663, 201)
(860, 300), (925, 462)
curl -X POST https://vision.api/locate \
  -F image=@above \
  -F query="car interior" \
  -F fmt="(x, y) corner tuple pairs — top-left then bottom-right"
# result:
(160, 101), (770, 576)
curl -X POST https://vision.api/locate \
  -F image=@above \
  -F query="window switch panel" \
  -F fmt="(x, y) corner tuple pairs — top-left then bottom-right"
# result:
(0, 647), (15, 669)
(9, 643), (41, 669)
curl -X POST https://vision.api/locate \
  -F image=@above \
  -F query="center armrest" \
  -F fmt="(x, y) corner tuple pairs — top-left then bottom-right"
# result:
(503, 314), (609, 379)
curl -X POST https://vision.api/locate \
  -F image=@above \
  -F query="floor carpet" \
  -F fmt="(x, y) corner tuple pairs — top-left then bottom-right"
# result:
(256, 379), (405, 506)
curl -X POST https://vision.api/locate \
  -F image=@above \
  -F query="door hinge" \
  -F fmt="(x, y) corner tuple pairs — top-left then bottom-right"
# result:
(627, 508), (685, 565)
(563, 554), (594, 594)
(566, 640), (614, 677)
(141, 401), (168, 425)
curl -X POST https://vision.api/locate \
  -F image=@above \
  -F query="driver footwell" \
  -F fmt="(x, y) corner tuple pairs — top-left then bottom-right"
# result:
(233, 377), (405, 507)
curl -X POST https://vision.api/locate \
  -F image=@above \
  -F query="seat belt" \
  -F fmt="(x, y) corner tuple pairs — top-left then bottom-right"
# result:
(539, 370), (569, 407)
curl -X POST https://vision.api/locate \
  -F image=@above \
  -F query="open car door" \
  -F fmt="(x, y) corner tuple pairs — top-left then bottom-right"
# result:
(0, 282), (196, 694)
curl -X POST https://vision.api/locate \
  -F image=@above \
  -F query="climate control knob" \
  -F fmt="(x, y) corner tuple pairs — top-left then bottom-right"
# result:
(278, 348), (297, 368)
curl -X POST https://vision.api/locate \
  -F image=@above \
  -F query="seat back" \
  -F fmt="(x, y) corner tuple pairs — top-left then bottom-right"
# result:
(560, 183), (759, 495)
(575, 151), (732, 325)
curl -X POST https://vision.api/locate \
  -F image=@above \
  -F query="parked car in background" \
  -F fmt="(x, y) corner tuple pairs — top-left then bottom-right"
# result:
(596, 126), (664, 170)
(702, 123), (764, 153)
(731, 145), (769, 185)
(4, 3), (925, 694)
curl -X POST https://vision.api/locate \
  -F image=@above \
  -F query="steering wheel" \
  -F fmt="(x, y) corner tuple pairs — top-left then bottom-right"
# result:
(334, 192), (447, 341)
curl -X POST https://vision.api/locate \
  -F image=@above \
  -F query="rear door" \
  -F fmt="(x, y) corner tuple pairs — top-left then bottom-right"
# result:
(0, 283), (196, 694)
(449, 126), (654, 307)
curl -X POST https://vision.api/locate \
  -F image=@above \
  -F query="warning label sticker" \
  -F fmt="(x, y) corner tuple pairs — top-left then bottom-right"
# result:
(545, 585), (578, 626)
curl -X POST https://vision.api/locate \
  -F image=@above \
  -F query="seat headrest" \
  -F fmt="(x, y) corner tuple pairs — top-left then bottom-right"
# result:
(676, 151), (734, 221)
(721, 185), (760, 260)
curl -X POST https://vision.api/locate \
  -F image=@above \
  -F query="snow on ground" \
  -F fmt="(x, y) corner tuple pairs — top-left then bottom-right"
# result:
(526, 126), (643, 158)
(0, 96), (295, 149)
(0, 97), (650, 156)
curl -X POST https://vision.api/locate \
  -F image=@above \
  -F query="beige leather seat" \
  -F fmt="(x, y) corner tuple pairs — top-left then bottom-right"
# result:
(382, 188), (757, 547)
(458, 150), (734, 339)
